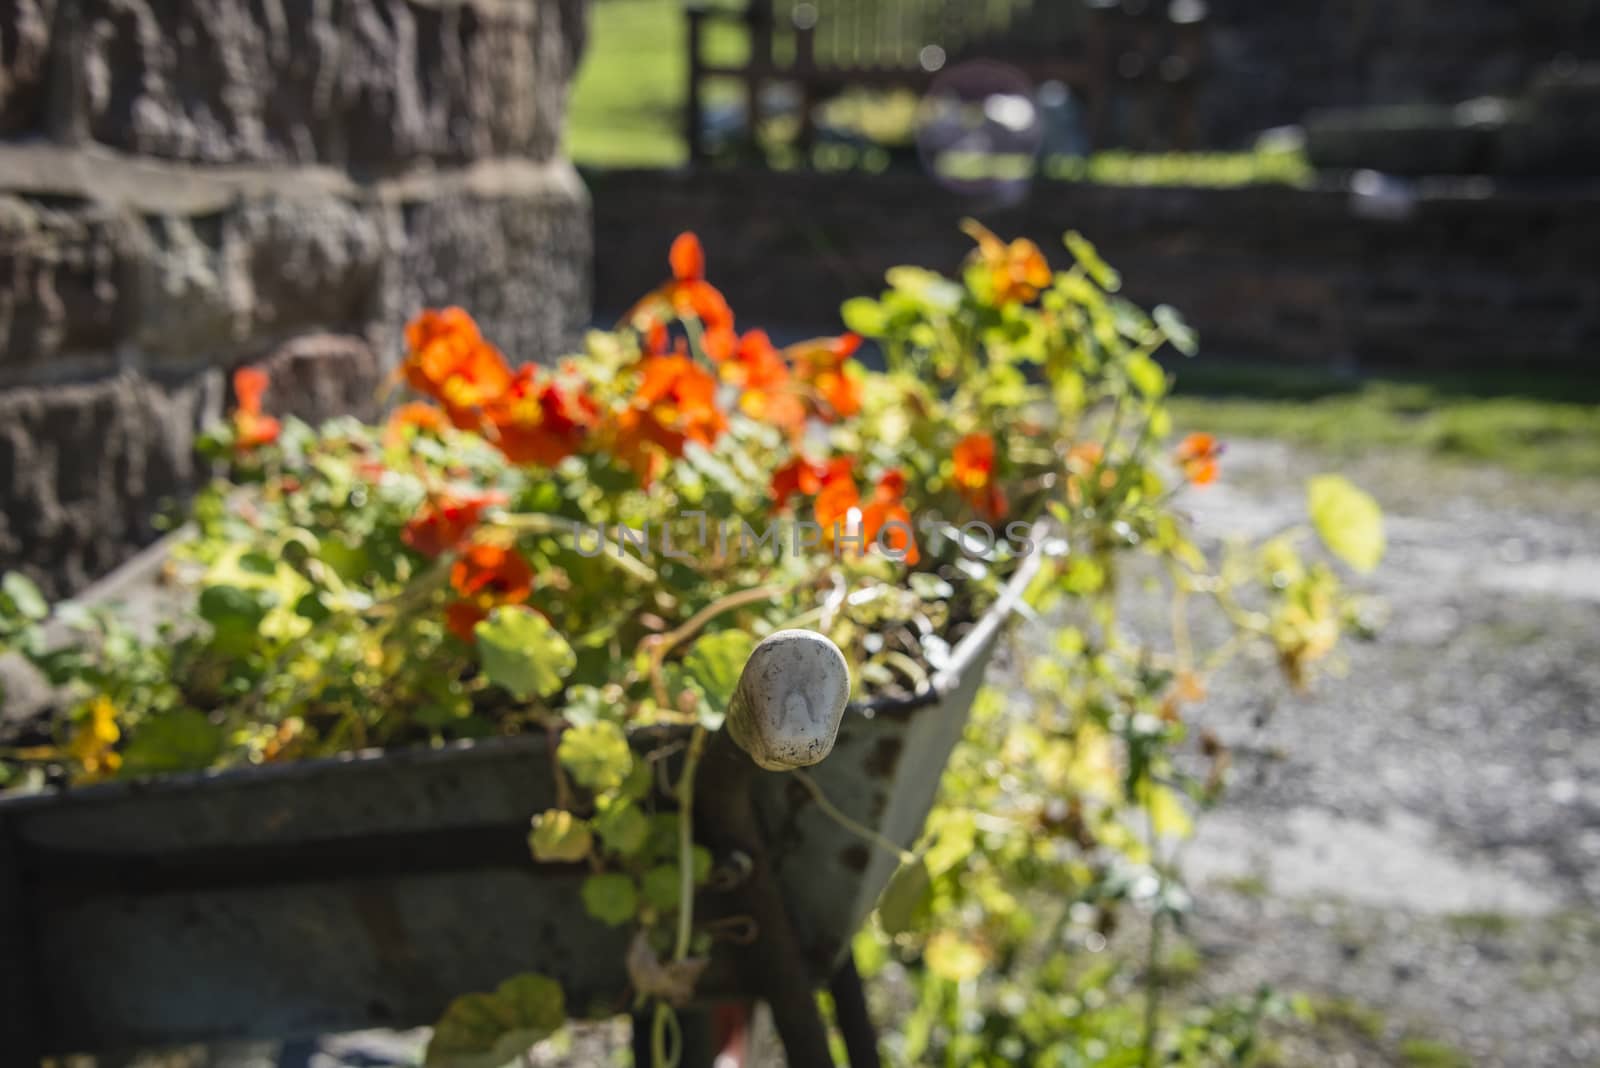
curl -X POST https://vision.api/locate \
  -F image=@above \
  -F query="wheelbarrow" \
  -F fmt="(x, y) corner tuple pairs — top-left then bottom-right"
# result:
(0, 545), (1040, 1067)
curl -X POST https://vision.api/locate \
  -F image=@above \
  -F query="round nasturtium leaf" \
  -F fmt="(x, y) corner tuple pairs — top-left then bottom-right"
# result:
(474, 605), (576, 701)
(527, 809), (593, 863)
(557, 721), (633, 793)
(425, 972), (566, 1068)
(1308, 474), (1385, 574)
(581, 872), (639, 927)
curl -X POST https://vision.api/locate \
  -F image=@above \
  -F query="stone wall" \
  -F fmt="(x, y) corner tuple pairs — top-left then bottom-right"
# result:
(589, 167), (1600, 376)
(0, 0), (592, 595)
(1203, 0), (1600, 144)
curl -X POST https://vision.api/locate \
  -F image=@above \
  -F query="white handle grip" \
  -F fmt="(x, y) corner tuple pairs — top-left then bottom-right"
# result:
(724, 629), (851, 771)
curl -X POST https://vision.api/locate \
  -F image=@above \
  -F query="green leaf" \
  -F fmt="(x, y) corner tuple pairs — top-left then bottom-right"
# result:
(198, 585), (270, 631)
(877, 856), (931, 936)
(840, 297), (887, 337)
(1063, 231), (1121, 292)
(1153, 304), (1199, 356)
(1124, 353), (1167, 399)
(475, 606), (576, 701)
(683, 630), (756, 712)
(594, 800), (650, 857)
(2, 573), (48, 621)
(1143, 783), (1194, 841)
(1062, 555), (1106, 595)
(1308, 475), (1385, 573)
(581, 872), (639, 927)
(120, 711), (224, 776)
(528, 809), (593, 863)
(425, 972), (566, 1068)
(558, 721), (633, 793)
(641, 865), (683, 911)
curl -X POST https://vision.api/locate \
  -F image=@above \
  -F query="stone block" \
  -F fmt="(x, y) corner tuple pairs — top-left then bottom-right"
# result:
(0, 195), (136, 373)
(0, 0), (53, 133)
(133, 195), (387, 362)
(56, 0), (584, 167)
(255, 332), (382, 425)
(0, 370), (221, 597)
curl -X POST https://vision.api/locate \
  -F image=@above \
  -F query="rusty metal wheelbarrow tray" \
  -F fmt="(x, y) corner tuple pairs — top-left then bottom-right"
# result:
(0, 550), (1036, 1060)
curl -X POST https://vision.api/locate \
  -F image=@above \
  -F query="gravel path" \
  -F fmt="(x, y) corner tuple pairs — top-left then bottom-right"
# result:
(1166, 440), (1600, 1068)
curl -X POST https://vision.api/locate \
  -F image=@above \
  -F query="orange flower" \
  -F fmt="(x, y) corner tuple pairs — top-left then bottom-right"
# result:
(232, 366), (281, 450)
(402, 490), (508, 559)
(861, 469), (920, 565)
(388, 401), (447, 436)
(401, 307), (514, 430)
(785, 333), (863, 421)
(951, 431), (1007, 521)
(446, 541), (535, 642)
(669, 231), (704, 283)
(724, 330), (807, 437)
(1174, 432), (1222, 486)
(961, 219), (1051, 306)
(811, 467), (919, 565)
(812, 469), (858, 532)
(770, 455), (852, 511)
(485, 365), (600, 467)
(611, 354), (728, 486)
(627, 232), (736, 348)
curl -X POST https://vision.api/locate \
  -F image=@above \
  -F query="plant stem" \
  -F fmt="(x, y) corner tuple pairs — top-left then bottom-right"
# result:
(488, 512), (660, 585)
(792, 768), (917, 865)
(674, 726), (707, 961)
(1141, 904), (1166, 1068)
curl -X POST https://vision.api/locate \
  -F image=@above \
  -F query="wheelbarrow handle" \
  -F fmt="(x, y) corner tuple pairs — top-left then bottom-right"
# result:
(693, 629), (855, 1067)
(723, 629), (851, 772)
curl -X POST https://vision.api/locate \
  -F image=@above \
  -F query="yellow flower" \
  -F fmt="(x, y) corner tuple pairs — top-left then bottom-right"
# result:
(66, 696), (122, 783)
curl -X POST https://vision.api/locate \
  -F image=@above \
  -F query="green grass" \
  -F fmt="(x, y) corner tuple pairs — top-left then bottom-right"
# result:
(1170, 363), (1600, 480)
(1444, 911), (1515, 938)
(1398, 1037), (1474, 1068)
(566, 0), (745, 167)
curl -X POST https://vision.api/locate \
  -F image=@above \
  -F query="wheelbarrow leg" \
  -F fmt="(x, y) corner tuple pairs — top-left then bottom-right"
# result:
(829, 952), (881, 1068)
(696, 736), (837, 1068)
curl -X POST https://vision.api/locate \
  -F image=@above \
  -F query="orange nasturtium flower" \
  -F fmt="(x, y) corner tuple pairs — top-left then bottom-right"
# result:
(445, 541), (535, 642)
(402, 490), (508, 559)
(627, 232), (737, 362)
(723, 330), (807, 437)
(402, 307), (515, 431)
(484, 365), (600, 468)
(811, 466), (919, 565)
(386, 401), (448, 440)
(1174, 432), (1223, 486)
(785, 333), (863, 421)
(952, 431), (1008, 521)
(861, 468), (920, 565)
(961, 219), (1052, 306)
(770, 455), (852, 511)
(232, 366), (282, 450)
(610, 354), (728, 487)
